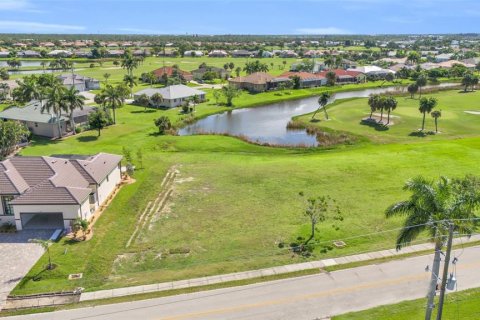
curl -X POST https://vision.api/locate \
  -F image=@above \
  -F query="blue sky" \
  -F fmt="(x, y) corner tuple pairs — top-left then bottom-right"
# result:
(0, 0), (479, 35)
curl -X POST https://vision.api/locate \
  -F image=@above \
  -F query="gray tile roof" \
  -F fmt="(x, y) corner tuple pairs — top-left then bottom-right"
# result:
(0, 101), (67, 124)
(0, 153), (122, 205)
(135, 85), (205, 100)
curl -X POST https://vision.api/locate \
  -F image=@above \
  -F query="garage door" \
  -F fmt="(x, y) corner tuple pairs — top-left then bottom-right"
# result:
(20, 212), (64, 230)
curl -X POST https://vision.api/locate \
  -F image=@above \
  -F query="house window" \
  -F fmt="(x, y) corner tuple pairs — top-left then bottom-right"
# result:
(89, 193), (96, 204)
(1, 196), (14, 216)
(34, 122), (38, 127)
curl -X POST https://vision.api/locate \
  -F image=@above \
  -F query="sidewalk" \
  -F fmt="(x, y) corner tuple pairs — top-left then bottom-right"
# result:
(80, 234), (480, 302)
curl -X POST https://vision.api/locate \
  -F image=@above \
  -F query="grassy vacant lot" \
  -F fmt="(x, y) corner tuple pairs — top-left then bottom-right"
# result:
(334, 287), (480, 320)
(12, 88), (480, 295)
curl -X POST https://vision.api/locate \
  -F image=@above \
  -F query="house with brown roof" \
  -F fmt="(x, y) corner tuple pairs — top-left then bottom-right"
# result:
(318, 69), (366, 84)
(152, 66), (193, 82)
(278, 72), (327, 88)
(0, 153), (122, 231)
(228, 72), (275, 92)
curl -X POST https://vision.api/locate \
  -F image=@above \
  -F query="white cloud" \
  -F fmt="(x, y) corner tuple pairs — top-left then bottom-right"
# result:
(0, 21), (85, 32)
(295, 27), (350, 35)
(0, 0), (30, 10)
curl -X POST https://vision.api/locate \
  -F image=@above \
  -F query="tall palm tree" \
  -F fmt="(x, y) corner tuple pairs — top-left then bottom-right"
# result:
(419, 97), (437, 131)
(61, 86), (85, 135)
(367, 94), (380, 119)
(16, 76), (43, 105)
(103, 73), (111, 85)
(386, 176), (480, 320)
(121, 53), (138, 76)
(42, 84), (66, 138)
(431, 110), (442, 133)
(384, 96), (398, 125)
(123, 74), (137, 98)
(312, 92), (332, 120)
(191, 94), (200, 113)
(102, 85), (124, 124)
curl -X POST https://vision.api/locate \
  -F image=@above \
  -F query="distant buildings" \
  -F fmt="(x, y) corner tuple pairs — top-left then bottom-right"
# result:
(151, 66), (193, 82)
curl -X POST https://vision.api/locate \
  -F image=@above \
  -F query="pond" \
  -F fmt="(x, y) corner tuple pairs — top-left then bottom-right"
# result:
(0, 60), (43, 68)
(178, 83), (458, 147)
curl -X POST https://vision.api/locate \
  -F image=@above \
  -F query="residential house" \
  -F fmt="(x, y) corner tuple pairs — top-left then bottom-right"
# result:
(184, 50), (204, 57)
(133, 84), (205, 108)
(318, 70), (366, 84)
(0, 153), (122, 230)
(231, 50), (254, 58)
(278, 72), (326, 88)
(106, 49), (125, 57)
(208, 50), (228, 57)
(228, 72), (275, 92)
(0, 80), (20, 99)
(48, 50), (72, 57)
(0, 101), (94, 138)
(261, 51), (274, 58)
(435, 53), (454, 63)
(17, 50), (41, 58)
(191, 66), (230, 81)
(0, 51), (9, 58)
(151, 66), (193, 82)
(278, 50), (298, 58)
(58, 74), (100, 91)
(73, 50), (92, 58)
(348, 66), (395, 77)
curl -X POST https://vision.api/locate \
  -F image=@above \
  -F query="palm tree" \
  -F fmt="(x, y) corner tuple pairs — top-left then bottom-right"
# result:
(29, 239), (54, 270)
(103, 73), (111, 85)
(191, 94), (200, 113)
(419, 97), (437, 131)
(150, 93), (163, 108)
(312, 92), (332, 120)
(123, 74), (137, 98)
(386, 176), (480, 320)
(431, 110), (442, 133)
(367, 94), (380, 120)
(407, 83), (419, 99)
(145, 72), (156, 87)
(61, 86), (85, 134)
(102, 85), (124, 124)
(16, 76), (43, 105)
(416, 74), (427, 98)
(135, 93), (150, 111)
(121, 53), (138, 76)
(42, 84), (66, 138)
(384, 96), (398, 125)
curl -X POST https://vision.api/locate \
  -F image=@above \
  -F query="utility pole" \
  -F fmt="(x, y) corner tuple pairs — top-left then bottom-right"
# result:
(436, 223), (454, 320)
(425, 232), (442, 320)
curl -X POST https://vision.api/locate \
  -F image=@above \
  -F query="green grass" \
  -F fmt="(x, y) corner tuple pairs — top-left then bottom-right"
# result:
(11, 88), (480, 297)
(295, 90), (480, 144)
(333, 287), (480, 320)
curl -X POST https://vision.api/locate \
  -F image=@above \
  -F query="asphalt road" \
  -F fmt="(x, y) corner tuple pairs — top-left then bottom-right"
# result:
(9, 246), (480, 320)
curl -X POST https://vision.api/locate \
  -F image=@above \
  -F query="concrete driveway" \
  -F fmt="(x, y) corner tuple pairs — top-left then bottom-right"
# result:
(0, 230), (54, 310)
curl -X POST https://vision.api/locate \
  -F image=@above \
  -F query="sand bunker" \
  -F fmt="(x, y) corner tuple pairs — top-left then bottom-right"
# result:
(464, 111), (480, 115)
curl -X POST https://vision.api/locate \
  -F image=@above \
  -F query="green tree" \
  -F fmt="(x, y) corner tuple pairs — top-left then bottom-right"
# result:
(191, 94), (200, 113)
(123, 74), (137, 97)
(0, 68), (9, 80)
(326, 71), (336, 86)
(29, 239), (54, 270)
(221, 85), (241, 107)
(61, 86), (85, 135)
(416, 74), (427, 98)
(102, 84), (126, 124)
(461, 72), (479, 92)
(312, 92), (331, 120)
(154, 116), (172, 134)
(299, 192), (343, 245)
(42, 84), (66, 138)
(0, 120), (29, 159)
(290, 75), (301, 89)
(213, 89), (221, 105)
(419, 97), (437, 131)
(385, 175), (480, 320)
(384, 95), (398, 125)
(14, 75), (43, 105)
(407, 83), (419, 99)
(88, 109), (109, 136)
(121, 53), (138, 76)
(407, 51), (420, 65)
(103, 73), (111, 85)
(235, 66), (241, 77)
(431, 110), (442, 133)
(135, 93), (150, 111)
(150, 92), (163, 108)
(367, 94), (380, 119)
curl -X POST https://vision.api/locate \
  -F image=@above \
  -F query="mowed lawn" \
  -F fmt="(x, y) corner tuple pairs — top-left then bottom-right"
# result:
(13, 89), (480, 294)
(296, 90), (480, 143)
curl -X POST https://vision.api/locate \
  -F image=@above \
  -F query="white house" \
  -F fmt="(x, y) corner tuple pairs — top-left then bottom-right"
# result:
(0, 153), (122, 231)
(134, 85), (206, 108)
(184, 50), (204, 57)
(47, 50), (72, 57)
(58, 74), (100, 91)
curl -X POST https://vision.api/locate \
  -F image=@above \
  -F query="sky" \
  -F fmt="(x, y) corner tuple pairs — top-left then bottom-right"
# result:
(0, 0), (479, 35)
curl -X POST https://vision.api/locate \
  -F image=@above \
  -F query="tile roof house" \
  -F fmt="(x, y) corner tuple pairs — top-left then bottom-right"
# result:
(318, 69), (366, 84)
(191, 66), (230, 81)
(151, 66), (193, 82)
(134, 85), (205, 108)
(58, 74), (100, 91)
(228, 72), (275, 92)
(277, 72), (327, 88)
(0, 101), (94, 138)
(0, 153), (122, 230)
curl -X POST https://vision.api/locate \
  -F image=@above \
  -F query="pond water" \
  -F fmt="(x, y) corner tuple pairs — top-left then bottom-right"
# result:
(0, 60), (43, 67)
(178, 83), (458, 147)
